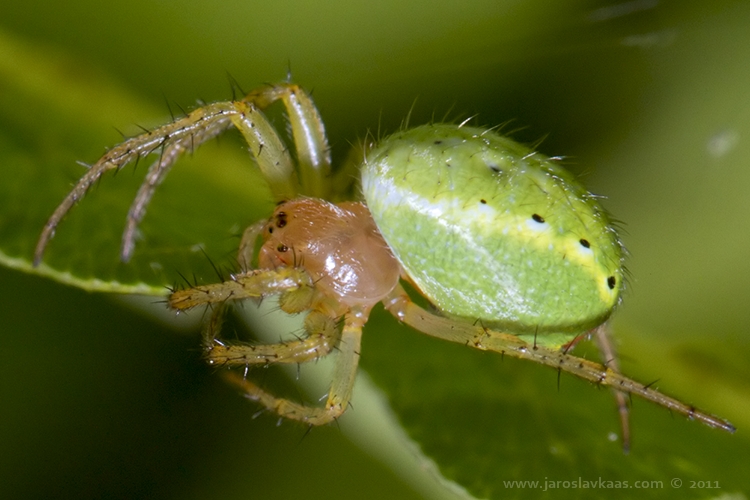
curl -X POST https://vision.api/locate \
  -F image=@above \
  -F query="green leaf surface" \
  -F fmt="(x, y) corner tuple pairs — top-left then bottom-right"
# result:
(2, 1), (749, 499)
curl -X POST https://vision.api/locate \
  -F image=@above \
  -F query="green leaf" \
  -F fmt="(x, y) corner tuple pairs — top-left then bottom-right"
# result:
(2, 1), (750, 499)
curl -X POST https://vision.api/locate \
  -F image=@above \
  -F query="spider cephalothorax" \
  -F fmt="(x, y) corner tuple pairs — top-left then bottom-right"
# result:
(256, 198), (400, 308)
(34, 82), (734, 446)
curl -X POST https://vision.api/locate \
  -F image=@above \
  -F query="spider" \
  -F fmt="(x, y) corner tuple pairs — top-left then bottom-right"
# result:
(34, 82), (734, 451)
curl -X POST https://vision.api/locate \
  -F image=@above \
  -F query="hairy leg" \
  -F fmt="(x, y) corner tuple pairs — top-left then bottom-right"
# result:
(241, 84), (331, 198)
(382, 284), (735, 436)
(121, 118), (235, 260)
(34, 83), (330, 265)
(592, 324), (631, 452)
(168, 267), (312, 311)
(237, 220), (267, 271)
(203, 303), (339, 366)
(220, 308), (365, 425)
(34, 102), (239, 265)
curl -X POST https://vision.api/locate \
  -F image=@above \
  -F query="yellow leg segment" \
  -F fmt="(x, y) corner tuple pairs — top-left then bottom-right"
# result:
(168, 267), (312, 311)
(203, 304), (339, 366)
(34, 83), (330, 265)
(592, 324), (632, 452)
(383, 284), (735, 436)
(219, 308), (365, 425)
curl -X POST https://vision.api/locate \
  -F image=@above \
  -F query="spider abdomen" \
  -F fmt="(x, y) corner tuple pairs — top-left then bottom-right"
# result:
(361, 124), (624, 347)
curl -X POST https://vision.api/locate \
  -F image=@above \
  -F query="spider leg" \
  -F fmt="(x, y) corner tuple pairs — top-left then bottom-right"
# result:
(203, 303), (339, 366)
(242, 84), (331, 198)
(383, 284), (735, 436)
(168, 267), (312, 311)
(237, 220), (267, 271)
(34, 101), (239, 266)
(120, 92), (307, 260)
(121, 116), (234, 261)
(593, 323), (631, 453)
(225, 99), (299, 200)
(225, 83), (335, 201)
(219, 306), (365, 425)
(35, 84), (330, 265)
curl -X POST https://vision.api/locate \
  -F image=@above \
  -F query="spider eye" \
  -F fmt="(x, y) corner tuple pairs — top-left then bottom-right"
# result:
(276, 212), (288, 228)
(277, 244), (289, 253)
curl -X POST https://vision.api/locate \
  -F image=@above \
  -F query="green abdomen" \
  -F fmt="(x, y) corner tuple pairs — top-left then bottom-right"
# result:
(361, 124), (624, 347)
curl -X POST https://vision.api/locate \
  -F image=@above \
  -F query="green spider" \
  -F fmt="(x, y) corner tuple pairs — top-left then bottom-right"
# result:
(34, 82), (734, 451)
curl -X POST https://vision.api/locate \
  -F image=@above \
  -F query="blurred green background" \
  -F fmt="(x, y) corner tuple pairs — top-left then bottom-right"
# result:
(1, 1), (749, 498)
